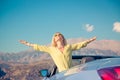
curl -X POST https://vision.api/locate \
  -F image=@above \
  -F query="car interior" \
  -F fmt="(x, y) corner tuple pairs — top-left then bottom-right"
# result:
(39, 55), (118, 78)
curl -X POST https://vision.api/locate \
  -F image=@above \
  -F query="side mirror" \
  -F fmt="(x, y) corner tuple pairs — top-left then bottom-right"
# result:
(39, 69), (49, 77)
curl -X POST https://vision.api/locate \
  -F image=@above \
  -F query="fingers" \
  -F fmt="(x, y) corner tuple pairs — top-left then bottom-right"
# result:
(19, 40), (27, 44)
(19, 40), (24, 43)
(88, 36), (96, 43)
(93, 36), (96, 40)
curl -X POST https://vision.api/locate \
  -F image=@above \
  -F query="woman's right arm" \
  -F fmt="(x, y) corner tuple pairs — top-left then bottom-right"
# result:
(19, 40), (51, 53)
(19, 40), (34, 47)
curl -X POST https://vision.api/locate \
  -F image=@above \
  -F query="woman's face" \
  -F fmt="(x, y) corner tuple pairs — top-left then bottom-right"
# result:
(54, 33), (63, 43)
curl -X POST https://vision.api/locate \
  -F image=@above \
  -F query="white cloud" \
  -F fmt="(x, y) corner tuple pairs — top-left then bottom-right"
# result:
(85, 24), (94, 32)
(113, 22), (120, 32)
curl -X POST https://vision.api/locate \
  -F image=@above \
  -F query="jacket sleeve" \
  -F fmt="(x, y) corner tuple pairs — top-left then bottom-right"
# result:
(33, 44), (51, 53)
(71, 41), (88, 51)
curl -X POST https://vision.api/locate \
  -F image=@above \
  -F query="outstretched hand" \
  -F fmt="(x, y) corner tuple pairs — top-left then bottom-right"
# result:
(19, 40), (34, 47)
(19, 40), (28, 45)
(86, 36), (96, 43)
(90, 36), (96, 42)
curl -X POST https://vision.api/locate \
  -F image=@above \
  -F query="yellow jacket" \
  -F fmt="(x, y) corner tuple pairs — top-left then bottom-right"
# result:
(33, 41), (88, 72)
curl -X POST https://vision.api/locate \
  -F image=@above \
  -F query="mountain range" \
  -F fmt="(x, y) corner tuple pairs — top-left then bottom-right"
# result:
(0, 39), (120, 80)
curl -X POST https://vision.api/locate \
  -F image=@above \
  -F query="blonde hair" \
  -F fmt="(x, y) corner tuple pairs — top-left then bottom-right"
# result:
(51, 32), (67, 47)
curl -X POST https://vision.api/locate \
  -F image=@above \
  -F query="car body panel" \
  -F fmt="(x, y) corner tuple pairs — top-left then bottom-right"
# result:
(46, 58), (120, 80)
(60, 70), (101, 80)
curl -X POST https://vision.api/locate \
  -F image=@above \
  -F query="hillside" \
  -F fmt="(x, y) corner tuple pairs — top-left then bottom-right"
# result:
(0, 59), (54, 80)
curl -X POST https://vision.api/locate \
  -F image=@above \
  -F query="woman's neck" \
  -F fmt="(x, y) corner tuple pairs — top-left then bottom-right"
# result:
(56, 41), (64, 49)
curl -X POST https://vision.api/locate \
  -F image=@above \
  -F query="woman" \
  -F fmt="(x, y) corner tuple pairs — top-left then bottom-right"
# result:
(19, 32), (96, 72)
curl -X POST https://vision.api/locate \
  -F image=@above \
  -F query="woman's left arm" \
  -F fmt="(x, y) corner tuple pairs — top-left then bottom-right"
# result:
(71, 36), (96, 50)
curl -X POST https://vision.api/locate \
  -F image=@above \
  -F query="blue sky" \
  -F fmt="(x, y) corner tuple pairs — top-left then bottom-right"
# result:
(0, 0), (120, 53)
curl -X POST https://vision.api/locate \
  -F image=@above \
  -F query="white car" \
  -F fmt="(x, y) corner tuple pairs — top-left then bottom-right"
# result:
(40, 56), (120, 80)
